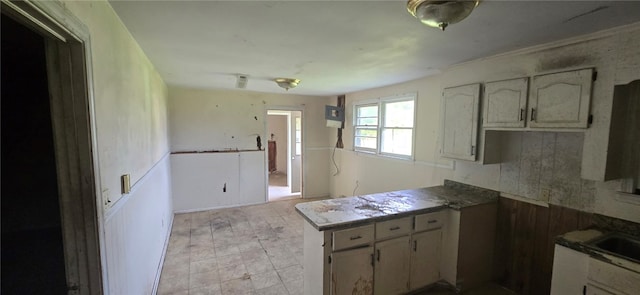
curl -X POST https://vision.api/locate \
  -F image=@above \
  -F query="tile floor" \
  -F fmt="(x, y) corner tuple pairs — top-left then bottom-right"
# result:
(268, 172), (301, 202)
(158, 198), (314, 295)
(158, 198), (515, 295)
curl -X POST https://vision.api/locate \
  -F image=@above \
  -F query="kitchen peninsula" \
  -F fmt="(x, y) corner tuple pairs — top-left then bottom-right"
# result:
(295, 180), (499, 295)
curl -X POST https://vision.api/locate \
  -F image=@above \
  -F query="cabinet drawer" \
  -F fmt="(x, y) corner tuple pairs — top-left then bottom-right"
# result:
(414, 211), (444, 232)
(376, 217), (412, 240)
(332, 224), (374, 251)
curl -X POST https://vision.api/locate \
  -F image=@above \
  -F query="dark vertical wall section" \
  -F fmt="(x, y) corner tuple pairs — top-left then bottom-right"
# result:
(493, 197), (594, 295)
(1, 15), (67, 294)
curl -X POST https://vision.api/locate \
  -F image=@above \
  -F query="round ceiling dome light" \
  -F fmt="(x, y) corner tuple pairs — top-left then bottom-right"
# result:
(407, 0), (480, 31)
(274, 78), (300, 91)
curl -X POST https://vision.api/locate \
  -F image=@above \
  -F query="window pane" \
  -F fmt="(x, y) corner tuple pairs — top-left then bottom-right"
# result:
(355, 128), (377, 137)
(296, 142), (301, 155)
(356, 117), (378, 126)
(357, 105), (378, 117)
(384, 100), (414, 128)
(355, 137), (377, 149)
(381, 128), (412, 156)
(295, 130), (301, 143)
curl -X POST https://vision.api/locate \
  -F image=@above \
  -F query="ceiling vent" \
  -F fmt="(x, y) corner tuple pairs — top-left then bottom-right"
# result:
(236, 74), (248, 89)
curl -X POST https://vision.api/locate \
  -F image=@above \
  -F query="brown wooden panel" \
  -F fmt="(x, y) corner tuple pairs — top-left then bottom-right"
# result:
(530, 206), (550, 295)
(493, 198), (594, 295)
(493, 198), (515, 285)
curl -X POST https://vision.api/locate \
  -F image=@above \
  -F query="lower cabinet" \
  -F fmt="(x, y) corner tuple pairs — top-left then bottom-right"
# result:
(303, 206), (496, 295)
(330, 246), (374, 295)
(374, 236), (411, 295)
(410, 229), (442, 290)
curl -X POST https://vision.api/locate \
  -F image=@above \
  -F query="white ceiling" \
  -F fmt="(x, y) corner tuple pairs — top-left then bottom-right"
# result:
(110, 0), (640, 96)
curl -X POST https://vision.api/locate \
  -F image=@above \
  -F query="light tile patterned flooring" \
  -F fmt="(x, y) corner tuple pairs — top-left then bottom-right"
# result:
(158, 198), (315, 295)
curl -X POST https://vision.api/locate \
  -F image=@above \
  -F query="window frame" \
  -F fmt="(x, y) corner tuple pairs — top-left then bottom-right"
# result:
(353, 94), (417, 160)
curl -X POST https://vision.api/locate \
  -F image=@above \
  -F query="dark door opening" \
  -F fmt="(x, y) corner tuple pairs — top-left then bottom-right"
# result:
(1, 14), (67, 294)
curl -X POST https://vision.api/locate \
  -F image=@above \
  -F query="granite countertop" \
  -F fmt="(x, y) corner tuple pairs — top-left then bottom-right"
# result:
(295, 180), (499, 231)
(556, 228), (640, 274)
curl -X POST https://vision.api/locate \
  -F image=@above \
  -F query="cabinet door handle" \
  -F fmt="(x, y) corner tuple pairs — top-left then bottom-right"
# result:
(413, 240), (417, 252)
(470, 145), (476, 156)
(531, 108), (536, 121)
(520, 108), (525, 121)
(428, 220), (437, 224)
(389, 226), (400, 231)
(349, 235), (362, 240)
(376, 249), (380, 261)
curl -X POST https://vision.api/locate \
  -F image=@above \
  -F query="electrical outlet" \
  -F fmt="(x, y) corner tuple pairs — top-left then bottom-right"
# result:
(540, 188), (551, 202)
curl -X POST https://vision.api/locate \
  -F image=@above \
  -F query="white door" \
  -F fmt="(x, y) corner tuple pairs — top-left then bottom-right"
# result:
(374, 236), (411, 295)
(441, 84), (481, 161)
(330, 246), (374, 295)
(529, 68), (593, 128)
(410, 229), (442, 290)
(483, 77), (529, 128)
(290, 112), (302, 194)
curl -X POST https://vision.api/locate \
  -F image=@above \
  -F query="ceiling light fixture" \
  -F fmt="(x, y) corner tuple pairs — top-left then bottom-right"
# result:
(274, 78), (300, 91)
(407, 0), (480, 31)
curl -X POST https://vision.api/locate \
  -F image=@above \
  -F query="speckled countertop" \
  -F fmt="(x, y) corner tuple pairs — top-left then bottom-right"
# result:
(295, 180), (499, 231)
(556, 228), (640, 273)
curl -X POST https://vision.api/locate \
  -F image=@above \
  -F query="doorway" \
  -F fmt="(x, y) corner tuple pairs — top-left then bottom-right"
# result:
(1, 1), (103, 293)
(266, 110), (303, 201)
(1, 15), (67, 294)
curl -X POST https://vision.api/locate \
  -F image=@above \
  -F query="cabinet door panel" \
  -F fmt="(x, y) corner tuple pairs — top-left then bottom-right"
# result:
(483, 78), (528, 128)
(441, 84), (481, 161)
(374, 236), (410, 295)
(410, 229), (441, 290)
(529, 68), (593, 128)
(331, 247), (374, 295)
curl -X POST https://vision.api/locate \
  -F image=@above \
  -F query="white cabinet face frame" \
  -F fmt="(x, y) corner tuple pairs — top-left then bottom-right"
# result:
(529, 68), (594, 128)
(483, 77), (529, 128)
(441, 83), (481, 161)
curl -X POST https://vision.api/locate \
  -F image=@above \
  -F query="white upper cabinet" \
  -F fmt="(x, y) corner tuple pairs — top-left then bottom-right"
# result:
(529, 68), (594, 128)
(483, 78), (529, 128)
(441, 84), (481, 161)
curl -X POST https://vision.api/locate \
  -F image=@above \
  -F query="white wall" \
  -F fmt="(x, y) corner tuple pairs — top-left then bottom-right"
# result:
(331, 25), (640, 223)
(62, 1), (172, 293)
(169, 86), (332, 211)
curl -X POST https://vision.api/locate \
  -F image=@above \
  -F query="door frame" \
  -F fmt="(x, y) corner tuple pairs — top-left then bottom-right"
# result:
(1, 1), (104, 293)
(264, 105), (305, 201)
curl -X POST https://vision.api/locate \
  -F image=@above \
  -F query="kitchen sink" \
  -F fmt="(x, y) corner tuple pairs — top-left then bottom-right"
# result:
(589, 233), (640, 262)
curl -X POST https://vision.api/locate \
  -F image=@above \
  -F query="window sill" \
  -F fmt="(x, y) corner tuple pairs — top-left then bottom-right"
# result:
(352, 149), (414, 162)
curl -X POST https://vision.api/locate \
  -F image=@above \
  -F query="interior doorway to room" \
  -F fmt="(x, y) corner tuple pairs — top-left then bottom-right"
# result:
(266, 110), (303, 201)
(1, 2), (102, 293)
(1, 15), (67, 294)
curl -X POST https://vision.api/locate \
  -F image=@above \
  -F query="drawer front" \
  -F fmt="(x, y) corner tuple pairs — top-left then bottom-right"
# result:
(414, 211), (444, 232)
(332, 224), (374, 251)
(376, 217), (412, 240)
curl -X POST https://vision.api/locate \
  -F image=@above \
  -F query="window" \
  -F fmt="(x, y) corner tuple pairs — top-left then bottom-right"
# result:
(354, 94), (415, 158)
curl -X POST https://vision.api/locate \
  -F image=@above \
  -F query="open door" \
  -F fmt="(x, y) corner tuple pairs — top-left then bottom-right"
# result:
(290, 111), (302, 194)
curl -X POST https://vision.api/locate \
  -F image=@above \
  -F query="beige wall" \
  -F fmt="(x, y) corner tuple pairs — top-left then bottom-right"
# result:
(61, 1), (172, 293)
(169, 86), (332, 198)
(331, 25), (640, 223)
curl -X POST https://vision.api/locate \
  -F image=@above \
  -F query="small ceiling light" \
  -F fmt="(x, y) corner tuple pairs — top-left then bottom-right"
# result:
(407, 0), (480, 31)
(274, 78), (300, 91)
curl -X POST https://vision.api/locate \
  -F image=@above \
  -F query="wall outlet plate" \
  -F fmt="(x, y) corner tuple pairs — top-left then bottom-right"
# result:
(540, 188), (551, 202)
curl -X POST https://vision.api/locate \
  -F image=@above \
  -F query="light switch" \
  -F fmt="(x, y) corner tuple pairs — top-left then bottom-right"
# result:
(121, 174), (131, 194)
